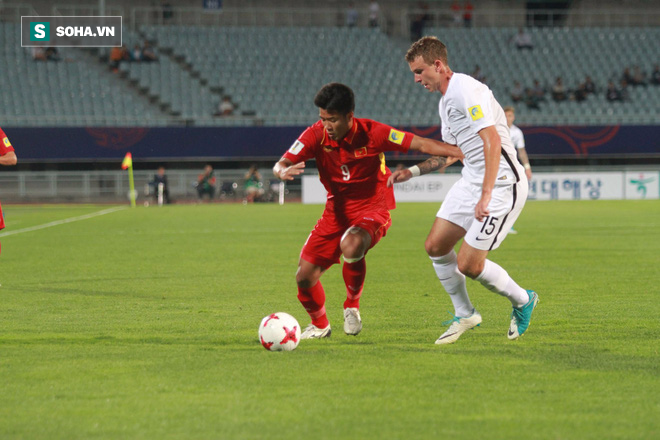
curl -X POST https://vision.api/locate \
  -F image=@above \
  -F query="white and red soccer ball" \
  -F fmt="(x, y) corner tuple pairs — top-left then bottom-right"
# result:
(258, 312), (301, 352)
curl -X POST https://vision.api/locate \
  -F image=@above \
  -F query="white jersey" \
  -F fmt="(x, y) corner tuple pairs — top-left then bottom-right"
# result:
(438, 73), (524, 186)
(509, 124), (525, 150)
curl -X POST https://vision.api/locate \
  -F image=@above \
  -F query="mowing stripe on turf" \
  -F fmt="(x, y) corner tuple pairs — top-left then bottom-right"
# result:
(0, 206), (127, 238)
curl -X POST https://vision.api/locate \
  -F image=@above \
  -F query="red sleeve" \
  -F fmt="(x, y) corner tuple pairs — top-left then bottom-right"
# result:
(282, 124), (319, 164)
(368, 120), (412, 153)
(0, 128), (15, 155)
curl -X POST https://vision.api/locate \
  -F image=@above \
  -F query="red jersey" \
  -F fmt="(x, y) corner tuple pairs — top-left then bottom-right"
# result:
(283, 118), (413, 220)
(0, 128), (14, 156)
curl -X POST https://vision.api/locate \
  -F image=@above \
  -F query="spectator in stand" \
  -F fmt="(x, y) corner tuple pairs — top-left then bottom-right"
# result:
(214, 96), (235, 117)
(142, 41), (158, 62)
(651, 64), (660, 85)
(511, 28), (534, 50)
(463, 0), (473, 28)
(410, 2), (431, 42)
(45, 47), (61, 62)
(606, 81), (622, 102)
(131, 44), (142, 62)
(532, 79), (546, 102)
(551, 76), (567, 102)
(573, 82), (588, 103)
(510, 81), (523, 103)
(524, 88), (541, 110)
(619, 79), (630, 101)
(31, 47), (47, 61)
(109, 44), (130, 72)
(244, 165), (265, 203)
(632, 65), (647, 86)
(346, 2), (358, 28)
(584, 75), (596, 95)
(368, 1), (380, 28)
(451, 0), (462, 27)
(622, 67), (634, 85)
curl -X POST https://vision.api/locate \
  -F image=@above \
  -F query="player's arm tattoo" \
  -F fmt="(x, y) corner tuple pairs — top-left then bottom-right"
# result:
(416, 156), (447, 175)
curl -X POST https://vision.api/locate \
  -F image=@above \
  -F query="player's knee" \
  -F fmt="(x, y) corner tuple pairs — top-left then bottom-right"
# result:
(340, 228), (367, 259)
(295, 266), (320, 288)
(425, 237), (448, 257)
(457, 259), (484, 279)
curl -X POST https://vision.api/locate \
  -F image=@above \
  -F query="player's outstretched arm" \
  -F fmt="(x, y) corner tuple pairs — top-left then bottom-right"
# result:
(408, 135), (463, 159)
(387, 155), (455, 187)
(0, 151), (17, 166)
(273, 158), (305, 181)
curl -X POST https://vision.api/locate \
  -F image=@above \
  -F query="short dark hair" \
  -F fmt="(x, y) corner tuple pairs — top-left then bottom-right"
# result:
(314, 83), (355, 115)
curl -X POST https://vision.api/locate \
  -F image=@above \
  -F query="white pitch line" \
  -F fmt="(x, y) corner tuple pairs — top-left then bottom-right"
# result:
(0, 206), (128, 238)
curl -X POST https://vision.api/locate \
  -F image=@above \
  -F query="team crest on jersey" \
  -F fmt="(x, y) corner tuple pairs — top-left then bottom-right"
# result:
(288, 140), (305, 155)
(2, 137), (10, 148)
(469, 105), (484, 121)
(354, 147), (368, 158)
(323, 146), (333, 153)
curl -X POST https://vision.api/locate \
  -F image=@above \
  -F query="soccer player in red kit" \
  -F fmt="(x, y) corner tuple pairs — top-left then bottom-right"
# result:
(273, 83), (463, 339)
(0, 128), (18, 252)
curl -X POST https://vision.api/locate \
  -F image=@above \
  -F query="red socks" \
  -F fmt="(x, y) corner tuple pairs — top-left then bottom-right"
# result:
(342, 258), (366, 309)
(297, 281), (329, 329)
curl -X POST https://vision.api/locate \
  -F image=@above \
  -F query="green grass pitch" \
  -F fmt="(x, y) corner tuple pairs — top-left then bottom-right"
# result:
(1, 200), (659, 439)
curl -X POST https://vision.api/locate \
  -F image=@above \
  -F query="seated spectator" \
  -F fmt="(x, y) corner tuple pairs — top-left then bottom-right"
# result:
(131, 45), (142, 62)
(142, 42), (158, 62)
(45, 47), (61, 62)
(214, 96), (235, 117)
(619, 79), (630, 101)
(31, 47), (47, 61)
(606, 81), (622, 102)
(511, 28), (534, 50)
(109, 44), (129, 72)
(631, 65), (647, 87)
(583, 75), (597, 94)
(532, 79), (546, 102)
(551, 77), (567, 102)
(524, 88), (541, 110)
(244, 165), (265, 203)
(622, 67), (634, 85)
(573, 83), (587, 103)
(196, 164), (216, 201)
(510, 81), (524, 103)
(651, 64), (660, 85)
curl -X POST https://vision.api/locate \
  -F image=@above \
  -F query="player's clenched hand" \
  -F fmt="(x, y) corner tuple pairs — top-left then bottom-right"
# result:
(475, 193), (491, 221)
(387, 169), (412, 187)
(278, 162), (305, 181)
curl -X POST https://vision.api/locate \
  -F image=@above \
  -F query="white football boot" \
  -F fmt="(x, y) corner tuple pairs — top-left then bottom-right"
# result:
(435, 310), (482, 345)
(300, 323), (332, 339)
(343, 308), (362, 336)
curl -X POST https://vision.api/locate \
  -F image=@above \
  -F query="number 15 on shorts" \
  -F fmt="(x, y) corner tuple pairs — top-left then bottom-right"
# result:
(478, 216), (499, 237)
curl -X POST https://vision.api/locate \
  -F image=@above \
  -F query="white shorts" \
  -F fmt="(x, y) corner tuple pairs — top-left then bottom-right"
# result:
(438, 177), (528, 251)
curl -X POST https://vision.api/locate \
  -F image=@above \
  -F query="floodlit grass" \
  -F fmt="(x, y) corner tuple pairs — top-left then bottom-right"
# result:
(1, 201), (659, 439)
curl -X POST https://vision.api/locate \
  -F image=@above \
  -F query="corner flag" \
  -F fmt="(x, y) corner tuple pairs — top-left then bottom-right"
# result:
(121, 152), (133, 170)
(121, 152), (136, 207)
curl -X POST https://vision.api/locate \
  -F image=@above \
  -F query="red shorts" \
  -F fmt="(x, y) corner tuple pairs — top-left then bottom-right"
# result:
(300, 210), (392, 268)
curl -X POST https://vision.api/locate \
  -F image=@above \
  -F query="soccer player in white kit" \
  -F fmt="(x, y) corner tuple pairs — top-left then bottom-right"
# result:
(389, 36), (539, 344)
(504, 106), (532, 234)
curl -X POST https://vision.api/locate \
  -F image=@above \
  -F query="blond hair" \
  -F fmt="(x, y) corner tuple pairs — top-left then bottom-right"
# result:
(503, 106), (515, 113)
(405, 36), (448, 65)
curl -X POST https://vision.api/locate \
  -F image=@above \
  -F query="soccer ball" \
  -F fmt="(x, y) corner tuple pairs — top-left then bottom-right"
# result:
(258, 312), (301, 352)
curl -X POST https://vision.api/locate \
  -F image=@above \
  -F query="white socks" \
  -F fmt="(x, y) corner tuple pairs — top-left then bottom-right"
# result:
(430, 251), (474, 318)
(475, 259), (528, 308)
